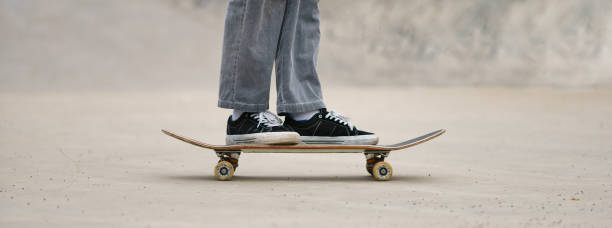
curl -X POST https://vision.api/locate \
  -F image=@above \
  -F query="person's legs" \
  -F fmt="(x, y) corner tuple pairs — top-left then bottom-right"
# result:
(218, 0), (286, 112)
(216, 0), (374, 145)
(218, 0), (299, 145)
(273, 0), (376, 145)
(275, 0), (326, 114)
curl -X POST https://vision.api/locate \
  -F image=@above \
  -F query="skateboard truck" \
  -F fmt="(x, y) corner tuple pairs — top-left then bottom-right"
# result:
(364, 150), (391, 179)
(214, 151), (241, 181)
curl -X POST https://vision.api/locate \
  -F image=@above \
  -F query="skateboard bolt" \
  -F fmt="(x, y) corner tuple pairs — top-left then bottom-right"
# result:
(219, 167), (229, 175)
(379, 167), (388, 175)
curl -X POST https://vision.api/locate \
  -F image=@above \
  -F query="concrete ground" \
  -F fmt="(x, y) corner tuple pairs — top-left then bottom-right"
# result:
(1, 86), (611, 227)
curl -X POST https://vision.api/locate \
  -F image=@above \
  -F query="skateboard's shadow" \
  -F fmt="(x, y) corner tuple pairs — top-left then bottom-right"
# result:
(161, 174), (438, 183)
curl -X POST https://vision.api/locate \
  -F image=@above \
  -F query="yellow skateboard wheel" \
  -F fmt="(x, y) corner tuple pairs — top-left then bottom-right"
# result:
(372, 161), (393, 181)
(214, 161), (234, 181)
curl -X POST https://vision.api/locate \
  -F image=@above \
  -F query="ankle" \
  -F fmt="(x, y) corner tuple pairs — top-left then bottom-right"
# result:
(288, 110), (319, 121)
(232, 110), (245, 121)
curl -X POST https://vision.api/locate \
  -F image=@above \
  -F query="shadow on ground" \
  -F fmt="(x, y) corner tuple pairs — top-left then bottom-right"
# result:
(159, 174), (439, 183)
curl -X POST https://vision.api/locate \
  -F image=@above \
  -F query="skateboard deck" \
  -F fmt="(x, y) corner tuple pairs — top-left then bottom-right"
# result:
(161, 129), (445, 153)
(161, 129), (446, 181)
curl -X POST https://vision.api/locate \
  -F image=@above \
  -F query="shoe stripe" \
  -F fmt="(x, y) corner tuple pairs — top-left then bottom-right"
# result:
(312, 121), (321, 136)
(233, 139), (255, 141)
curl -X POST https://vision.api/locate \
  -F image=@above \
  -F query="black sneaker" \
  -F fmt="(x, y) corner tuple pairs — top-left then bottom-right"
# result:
(283, 109), (378, 145)
(226, 111), (300, 145)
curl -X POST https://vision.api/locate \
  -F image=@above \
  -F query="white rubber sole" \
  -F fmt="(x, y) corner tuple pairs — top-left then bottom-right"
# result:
(300, 135), (379, 145)
(226, 132), (300, 145)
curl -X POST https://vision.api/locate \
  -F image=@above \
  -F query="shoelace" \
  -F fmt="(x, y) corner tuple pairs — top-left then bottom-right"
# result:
(325, 109), (354, 129)
(250, 111), (283, 128)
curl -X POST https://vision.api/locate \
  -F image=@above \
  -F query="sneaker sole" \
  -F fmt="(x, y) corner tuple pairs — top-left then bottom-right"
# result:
(300, 135), (379, 145)
(226, 132), (300, 145)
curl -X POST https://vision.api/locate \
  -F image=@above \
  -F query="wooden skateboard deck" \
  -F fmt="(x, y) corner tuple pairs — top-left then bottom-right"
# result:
(161, 129), (446, 181)
(161, 129), (445, 153)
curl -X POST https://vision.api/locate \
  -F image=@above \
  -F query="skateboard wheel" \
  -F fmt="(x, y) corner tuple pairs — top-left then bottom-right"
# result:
(214, 161), (234, 181)
(372, 161), (393, 181)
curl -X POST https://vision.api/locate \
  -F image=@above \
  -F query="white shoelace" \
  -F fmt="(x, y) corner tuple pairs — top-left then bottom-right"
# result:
(250, 111), (283, 128)
(325, 109), (354, 129)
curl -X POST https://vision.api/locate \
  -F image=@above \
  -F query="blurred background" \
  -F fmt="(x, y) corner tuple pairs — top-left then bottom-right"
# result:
(1, 0), (611, 91)
(2, 1), (612, 227)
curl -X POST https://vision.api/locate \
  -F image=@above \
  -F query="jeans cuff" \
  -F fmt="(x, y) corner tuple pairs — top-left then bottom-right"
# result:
(218, 100), (269, 112)
(277, 100), (325, 114)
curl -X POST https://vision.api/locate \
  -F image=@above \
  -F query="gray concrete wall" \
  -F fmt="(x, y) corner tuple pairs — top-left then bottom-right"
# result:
(1, 0), (611, 91)
(320, 0), (612, 87)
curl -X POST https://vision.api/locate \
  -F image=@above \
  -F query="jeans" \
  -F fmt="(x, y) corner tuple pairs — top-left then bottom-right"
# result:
(217, 0), (325, 114)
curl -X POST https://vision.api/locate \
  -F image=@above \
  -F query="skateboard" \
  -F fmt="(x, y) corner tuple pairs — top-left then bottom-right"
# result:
(161, 129), (446, 181)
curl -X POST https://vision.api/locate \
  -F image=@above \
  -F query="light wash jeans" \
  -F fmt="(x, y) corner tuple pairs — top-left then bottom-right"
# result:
(217, 0), (325, 114)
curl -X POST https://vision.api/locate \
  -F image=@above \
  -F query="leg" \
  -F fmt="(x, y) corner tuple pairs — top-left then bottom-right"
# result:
(218, 0), (286, 112)
(275, 0), (326, 114)
(274, 1), (376, 145)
